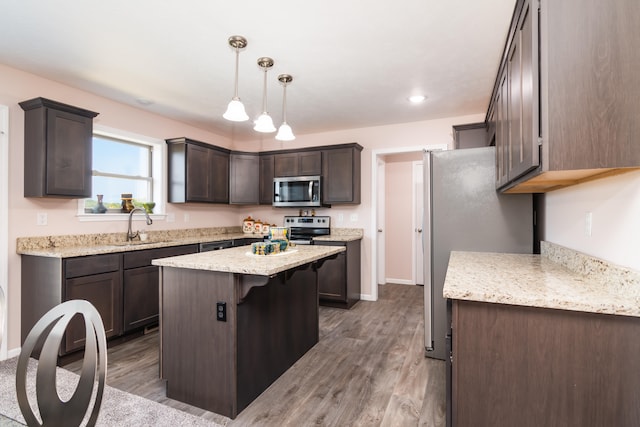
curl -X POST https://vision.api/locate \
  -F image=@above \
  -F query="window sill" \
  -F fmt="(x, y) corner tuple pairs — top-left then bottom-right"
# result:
(77, 213), (166, 222)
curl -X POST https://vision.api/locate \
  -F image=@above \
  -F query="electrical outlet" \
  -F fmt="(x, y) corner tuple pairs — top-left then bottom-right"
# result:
(585, 212), (593, 237)
(36, 212), (47, 226)
(216, 302), (227, 322)
(338, 214), (344, 223)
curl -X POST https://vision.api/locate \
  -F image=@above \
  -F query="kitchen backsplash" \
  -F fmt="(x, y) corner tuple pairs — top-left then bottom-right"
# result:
(542, 241), (640, 292)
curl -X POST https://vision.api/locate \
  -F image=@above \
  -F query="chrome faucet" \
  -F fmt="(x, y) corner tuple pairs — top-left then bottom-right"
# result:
(127, 208), (153, 241)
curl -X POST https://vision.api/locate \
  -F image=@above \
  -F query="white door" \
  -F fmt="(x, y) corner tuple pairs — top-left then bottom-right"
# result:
(376, 157), (386, 285)
(413, 161), (424, 285)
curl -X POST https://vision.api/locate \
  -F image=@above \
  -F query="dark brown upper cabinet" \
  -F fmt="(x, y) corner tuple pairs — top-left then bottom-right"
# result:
(20, 97), (99, 198)
(322, 144), (362, 204)
(166, 137), (230, 204)
(259, 154), (275, 205)
(488, 0), (640, 193)
(229, 152), (259, 205)
(273, 150), (322, 177)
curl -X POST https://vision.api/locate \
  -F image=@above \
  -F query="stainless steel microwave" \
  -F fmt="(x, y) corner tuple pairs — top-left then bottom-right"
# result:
(273, 175), (322, 207)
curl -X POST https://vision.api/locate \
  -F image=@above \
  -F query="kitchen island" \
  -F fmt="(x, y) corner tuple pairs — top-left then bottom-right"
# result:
(152, 244), (345, 419)
(443, 242), (640, 427)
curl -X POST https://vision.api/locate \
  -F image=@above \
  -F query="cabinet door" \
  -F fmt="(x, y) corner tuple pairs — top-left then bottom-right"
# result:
(508, 0), (539, 181)
(230, 153), (259, 204)
(322, 147), (361, 204)
(46, 108), (93, 197)
(495, 70), (509, 188)
(186, 144), (212, 202)
(209, 149), (230, 203)
(259, 155), (274, 204)
(317, 251), (346, 301)
(123, 266), (159, 332)
(64, 271), (122, 353)
(185, 144), (229, 203)
(298, 151), (322, 175)
(274, 153), (298, 177)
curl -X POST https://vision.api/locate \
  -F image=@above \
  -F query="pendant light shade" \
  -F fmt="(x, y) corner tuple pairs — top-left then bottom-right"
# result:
(223, 35), (249, 122)
(275, 74), (295, 141)
(253, 57), (276, 133)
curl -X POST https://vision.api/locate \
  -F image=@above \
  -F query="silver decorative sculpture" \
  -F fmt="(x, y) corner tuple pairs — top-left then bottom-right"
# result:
(16, 300), (107, 427)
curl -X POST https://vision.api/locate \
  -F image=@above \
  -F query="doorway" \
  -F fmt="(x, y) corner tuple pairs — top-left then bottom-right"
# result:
(371, 144), (447, 301)
(0, 104), (8, 359)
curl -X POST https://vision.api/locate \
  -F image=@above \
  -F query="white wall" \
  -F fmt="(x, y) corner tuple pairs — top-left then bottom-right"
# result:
(544, 170), (640, 271)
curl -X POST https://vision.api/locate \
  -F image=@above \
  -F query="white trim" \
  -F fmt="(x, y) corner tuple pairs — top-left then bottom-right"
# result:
(370, 144), (447, 303)
(76, 209), (166, 222)
(0, 104), (9, 360)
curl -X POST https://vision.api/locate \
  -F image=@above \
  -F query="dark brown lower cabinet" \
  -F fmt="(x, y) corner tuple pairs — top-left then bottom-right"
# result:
(21, 244), (198, 356)
(64, 270), (122, 353)
(122, 245), (198, 333)
(123, 266), (159, 332)
(316, 239), (361, 309)
(451, 299), (640, 427)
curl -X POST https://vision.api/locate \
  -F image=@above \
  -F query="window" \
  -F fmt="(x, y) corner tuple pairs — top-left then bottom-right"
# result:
(79, 127), (164, 218)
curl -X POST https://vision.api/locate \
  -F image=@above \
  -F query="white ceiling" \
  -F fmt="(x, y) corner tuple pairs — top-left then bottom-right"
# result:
(0, 0), (516, 142)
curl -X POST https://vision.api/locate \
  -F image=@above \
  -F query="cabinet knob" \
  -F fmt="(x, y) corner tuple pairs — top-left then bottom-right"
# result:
(417, 228), (423, 233)
(377, 228), (383, 233)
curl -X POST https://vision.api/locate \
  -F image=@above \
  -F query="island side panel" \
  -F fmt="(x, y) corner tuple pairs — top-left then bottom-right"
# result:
(160, 267), (237, 417)
(236, 263), (319, 412)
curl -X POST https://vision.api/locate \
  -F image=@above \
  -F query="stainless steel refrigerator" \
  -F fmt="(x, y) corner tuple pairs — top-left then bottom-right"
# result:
(423, 147), (532, 360)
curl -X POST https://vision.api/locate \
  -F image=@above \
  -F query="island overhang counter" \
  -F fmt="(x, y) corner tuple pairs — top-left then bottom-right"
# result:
(152, 244), (345, 419)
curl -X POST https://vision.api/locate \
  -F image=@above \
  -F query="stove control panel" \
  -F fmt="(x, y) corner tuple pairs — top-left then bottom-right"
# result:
(284, 216), (331, 229)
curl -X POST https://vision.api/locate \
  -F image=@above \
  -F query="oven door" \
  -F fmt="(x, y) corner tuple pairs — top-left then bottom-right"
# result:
(273, 176), (321, 207)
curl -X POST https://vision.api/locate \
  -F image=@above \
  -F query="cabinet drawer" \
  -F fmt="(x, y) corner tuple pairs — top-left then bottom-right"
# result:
(65, 253), (121, 279)
(123, 244), (198, 269)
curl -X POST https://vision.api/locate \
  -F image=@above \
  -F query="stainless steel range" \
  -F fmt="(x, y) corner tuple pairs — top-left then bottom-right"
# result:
(283, 216), (330, 244)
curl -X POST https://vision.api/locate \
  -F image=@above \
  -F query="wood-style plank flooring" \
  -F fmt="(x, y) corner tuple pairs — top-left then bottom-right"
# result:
(67, 284), (445, 426)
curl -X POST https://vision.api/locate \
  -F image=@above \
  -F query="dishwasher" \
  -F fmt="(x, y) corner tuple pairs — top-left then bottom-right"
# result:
(199, 240), (233, 252)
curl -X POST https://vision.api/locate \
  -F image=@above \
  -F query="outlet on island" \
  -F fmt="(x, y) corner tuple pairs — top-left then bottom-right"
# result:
(216, 302), (227, 322)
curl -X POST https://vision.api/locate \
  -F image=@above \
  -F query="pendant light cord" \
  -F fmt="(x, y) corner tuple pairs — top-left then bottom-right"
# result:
(233, 47), (240, 99)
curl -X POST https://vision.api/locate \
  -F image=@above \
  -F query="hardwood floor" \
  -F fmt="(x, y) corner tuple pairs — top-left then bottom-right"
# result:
(67, 284), (446, 426)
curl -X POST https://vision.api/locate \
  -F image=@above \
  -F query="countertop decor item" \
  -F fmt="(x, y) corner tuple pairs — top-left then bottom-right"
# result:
(242, 216), (254, 234)
(93, 195), (107, 214)
(121, 193), (134, 213)
(142, 202), (155, 214)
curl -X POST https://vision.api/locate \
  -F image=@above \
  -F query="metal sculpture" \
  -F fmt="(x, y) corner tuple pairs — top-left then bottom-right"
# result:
(16, 300), (107, 426)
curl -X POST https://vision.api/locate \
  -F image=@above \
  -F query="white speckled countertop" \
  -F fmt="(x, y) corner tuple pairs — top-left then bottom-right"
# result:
(15, 227), (363, 258)
(443, 242), (640, 317)
(152, 244), (345, 276)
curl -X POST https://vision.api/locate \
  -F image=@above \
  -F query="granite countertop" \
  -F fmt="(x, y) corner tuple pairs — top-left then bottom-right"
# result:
(152, 244), (345, 276)
(16, 227), (363, 258)
(443, 242), (640, 317)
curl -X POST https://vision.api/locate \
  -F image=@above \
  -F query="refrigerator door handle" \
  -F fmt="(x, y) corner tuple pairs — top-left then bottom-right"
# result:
(423, 151), (434, 353)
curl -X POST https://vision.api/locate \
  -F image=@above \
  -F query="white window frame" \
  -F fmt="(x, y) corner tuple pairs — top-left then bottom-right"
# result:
(77, 125), (166, 222)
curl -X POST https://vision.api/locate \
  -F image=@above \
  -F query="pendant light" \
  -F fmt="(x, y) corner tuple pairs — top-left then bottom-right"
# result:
(253, 57), (276, 133)
(275, 74), (295, 141)
(223, 35), (249, 122)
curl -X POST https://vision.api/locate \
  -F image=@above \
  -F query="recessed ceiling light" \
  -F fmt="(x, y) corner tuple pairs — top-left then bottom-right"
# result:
(408, 95), (427, 104)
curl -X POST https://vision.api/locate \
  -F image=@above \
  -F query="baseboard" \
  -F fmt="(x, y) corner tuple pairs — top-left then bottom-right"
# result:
(385, 278), (414, 285)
